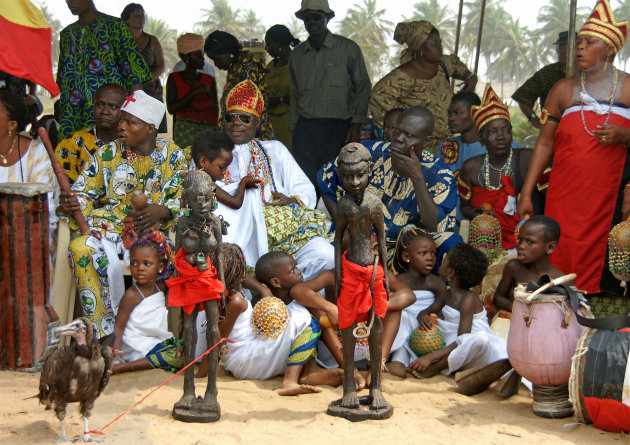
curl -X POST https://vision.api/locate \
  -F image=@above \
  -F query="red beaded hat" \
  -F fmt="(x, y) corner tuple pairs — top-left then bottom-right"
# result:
(579, 0), (628, 53)
(471, 84), (511, 132)
(225, 80), (264, 118)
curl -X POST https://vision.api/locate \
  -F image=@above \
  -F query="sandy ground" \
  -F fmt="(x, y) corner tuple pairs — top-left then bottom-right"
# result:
(1, 366), (624, 445)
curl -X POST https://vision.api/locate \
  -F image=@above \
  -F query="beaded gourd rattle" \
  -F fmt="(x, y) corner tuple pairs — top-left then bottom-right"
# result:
(408, 313), (445, 357)
(608, 216), (630, 295)
(251, 296), (290, 339)
(469, 203), (504, 264)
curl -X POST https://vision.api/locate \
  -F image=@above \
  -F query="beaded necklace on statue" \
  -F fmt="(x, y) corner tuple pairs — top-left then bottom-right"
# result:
(223, 139), (277, 202)
(478, 149), (512, 190)
(580, 67), (618, 136)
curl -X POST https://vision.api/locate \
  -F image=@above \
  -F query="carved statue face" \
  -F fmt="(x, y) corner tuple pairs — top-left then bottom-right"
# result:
(186, 187), (215, 218)
(338, 160), (371, 200)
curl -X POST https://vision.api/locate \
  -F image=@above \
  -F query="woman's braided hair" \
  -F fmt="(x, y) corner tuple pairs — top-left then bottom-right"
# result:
(222, 242), (247, 293)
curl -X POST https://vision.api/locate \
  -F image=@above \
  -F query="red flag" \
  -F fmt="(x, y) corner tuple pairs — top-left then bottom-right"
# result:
(0, 0), (60, 97)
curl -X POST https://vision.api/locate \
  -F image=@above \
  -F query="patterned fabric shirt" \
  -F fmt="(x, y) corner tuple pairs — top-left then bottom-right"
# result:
(70, 137), (186, 237)
(511, 62), (566, 109)
(289, 32), (371, 127)
(318, 140), (457, 248)
(57, 13), (151, 139)
(218, 52), (275, 140)
(55, 126), (106, 184)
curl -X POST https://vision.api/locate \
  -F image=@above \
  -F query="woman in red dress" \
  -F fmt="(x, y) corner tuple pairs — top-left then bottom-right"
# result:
(518, 0), (630, 295)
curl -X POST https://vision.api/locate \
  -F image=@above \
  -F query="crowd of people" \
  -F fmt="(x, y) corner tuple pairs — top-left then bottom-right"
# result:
(2, 0), (630, 418)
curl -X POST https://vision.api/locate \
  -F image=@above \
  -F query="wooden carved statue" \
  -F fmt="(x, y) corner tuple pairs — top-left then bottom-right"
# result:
(166, 170), (225, 422)
(328, 143), (393, 421)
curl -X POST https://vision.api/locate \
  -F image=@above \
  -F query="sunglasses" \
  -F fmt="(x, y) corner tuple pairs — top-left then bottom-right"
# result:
(225, 112), (254, 124)
(303, 12), (326, 22)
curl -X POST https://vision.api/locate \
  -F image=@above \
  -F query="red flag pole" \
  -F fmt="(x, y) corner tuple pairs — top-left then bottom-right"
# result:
(38, 127), (90, 235)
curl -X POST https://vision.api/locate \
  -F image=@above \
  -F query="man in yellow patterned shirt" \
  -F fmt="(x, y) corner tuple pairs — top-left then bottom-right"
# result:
(55, 83), (125, 183)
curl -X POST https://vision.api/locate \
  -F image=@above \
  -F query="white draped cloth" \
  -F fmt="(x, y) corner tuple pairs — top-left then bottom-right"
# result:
(390, 290), (436, 367)
(215, 139), (334, 280)
(120, 289), (172, 362)
(438, 305), (507, 374)
(222, 300), (312, 380)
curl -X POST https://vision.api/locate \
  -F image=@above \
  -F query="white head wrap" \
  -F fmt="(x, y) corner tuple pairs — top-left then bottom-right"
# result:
(120, 90), (165, 128)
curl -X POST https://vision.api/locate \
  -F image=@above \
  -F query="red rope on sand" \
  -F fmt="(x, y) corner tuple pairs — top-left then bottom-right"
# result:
(86, 337), (233, 436)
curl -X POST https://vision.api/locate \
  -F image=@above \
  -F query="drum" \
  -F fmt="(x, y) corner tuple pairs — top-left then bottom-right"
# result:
(0, 183), (58, 368)
(507, 284), (588, 386)
(569, 328), (630, 432)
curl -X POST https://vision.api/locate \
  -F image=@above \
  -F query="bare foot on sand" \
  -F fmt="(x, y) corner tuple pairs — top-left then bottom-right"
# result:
(278, 384), (323, 396)
(299, 360), (344, 387)
(387, 361), (407, 379)
(409, 364), (441, 379)
(354, 369), (366, 390)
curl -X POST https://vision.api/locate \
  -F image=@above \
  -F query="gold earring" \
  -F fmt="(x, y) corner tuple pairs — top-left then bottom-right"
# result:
(8, 130), (11, 136)
(604, 58), (609, 71)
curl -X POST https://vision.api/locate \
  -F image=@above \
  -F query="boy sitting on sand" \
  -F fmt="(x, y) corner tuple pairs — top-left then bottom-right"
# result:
(492, 216), (565, 312)
(408, 244), (507, 380)
(219, 251), (343, 396)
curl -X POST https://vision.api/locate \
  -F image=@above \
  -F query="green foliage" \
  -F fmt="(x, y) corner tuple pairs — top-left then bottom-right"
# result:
(336, 0), (393, 81)
(509, 106), (539, 146)
(144, 15), (179, 77)
(409, 0), (456, 52)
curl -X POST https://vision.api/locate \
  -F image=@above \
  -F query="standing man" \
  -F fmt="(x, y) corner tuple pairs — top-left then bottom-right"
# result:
(57, 0), (151, 139)
(512, 31), (573, 129)
(289, 0), (371, 190)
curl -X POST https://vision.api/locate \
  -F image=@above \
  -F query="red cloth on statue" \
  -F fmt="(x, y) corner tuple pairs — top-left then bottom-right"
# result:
(471, 175), (520, 250)
(166, 248), (224, 314)
(337, 251), (387, 330)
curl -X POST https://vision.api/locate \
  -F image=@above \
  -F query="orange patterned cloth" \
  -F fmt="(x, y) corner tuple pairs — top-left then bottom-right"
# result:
(337, 252), (387, 330)
(471, 84), (510, 132)
(166, 248), (224, 314)
(226, 79), (264, 118)
(579, 0), (628, 52)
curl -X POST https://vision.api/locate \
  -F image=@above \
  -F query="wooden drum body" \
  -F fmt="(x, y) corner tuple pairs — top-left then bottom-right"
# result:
(569, 328), (630, 432)
(507, 285), (587, 386)
(0, 182), (58, 368)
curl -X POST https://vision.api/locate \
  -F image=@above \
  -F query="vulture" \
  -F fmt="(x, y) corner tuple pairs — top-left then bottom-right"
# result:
(38, 317), (113, 442)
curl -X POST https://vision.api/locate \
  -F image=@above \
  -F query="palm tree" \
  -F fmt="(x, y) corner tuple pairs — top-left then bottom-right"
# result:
(195, 0), (243, 37)
(286, 17), (307, 42)
(409, 0), (455, 52)
(40, 5), (61, 70)
(241, 9), (265, 41)
(336, 0), (393, 80)
(144, 15), (178, 76)
(536, 0), (589, 50)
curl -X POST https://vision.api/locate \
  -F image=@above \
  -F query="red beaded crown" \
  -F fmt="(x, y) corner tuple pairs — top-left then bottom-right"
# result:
(471, 84), (511, 132)
(579, 0), (628, 53)
(225, 80), (264, 118)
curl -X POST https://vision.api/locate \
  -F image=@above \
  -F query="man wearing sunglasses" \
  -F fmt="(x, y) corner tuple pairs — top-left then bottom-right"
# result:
(289, 0), (371, 193)
(216, 80), (334, 283)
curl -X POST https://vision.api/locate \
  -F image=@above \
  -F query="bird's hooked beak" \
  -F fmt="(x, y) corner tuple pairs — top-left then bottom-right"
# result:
(53, 319), (88, 344)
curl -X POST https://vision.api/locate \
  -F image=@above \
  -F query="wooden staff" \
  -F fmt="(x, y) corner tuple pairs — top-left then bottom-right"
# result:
(38, 127), (91, 235)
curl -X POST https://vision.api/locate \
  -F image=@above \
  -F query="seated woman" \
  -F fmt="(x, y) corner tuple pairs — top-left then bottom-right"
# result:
(204, 30), (275, 140)
(166, 33), (218, 151)
(59, 90), (186, 346)
(0, 91), (59, 301)
(369, 20), (476, 153)
(458, 84), (534, 253)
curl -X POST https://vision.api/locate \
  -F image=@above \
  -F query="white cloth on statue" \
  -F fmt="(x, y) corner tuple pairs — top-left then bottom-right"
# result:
(438, 305), (507, 375)
(120, 289), (172, 362)
(390, 290), (436, 367)
(222, 300), (312, 380)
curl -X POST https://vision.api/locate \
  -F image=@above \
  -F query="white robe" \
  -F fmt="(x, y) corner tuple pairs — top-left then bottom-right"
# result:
(215, 140), (333, 280)
(390, 290), (436, 367)
(222, 300), (312, 380)
(438, 305), (507, 375)
(120, 290), (173, 362)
